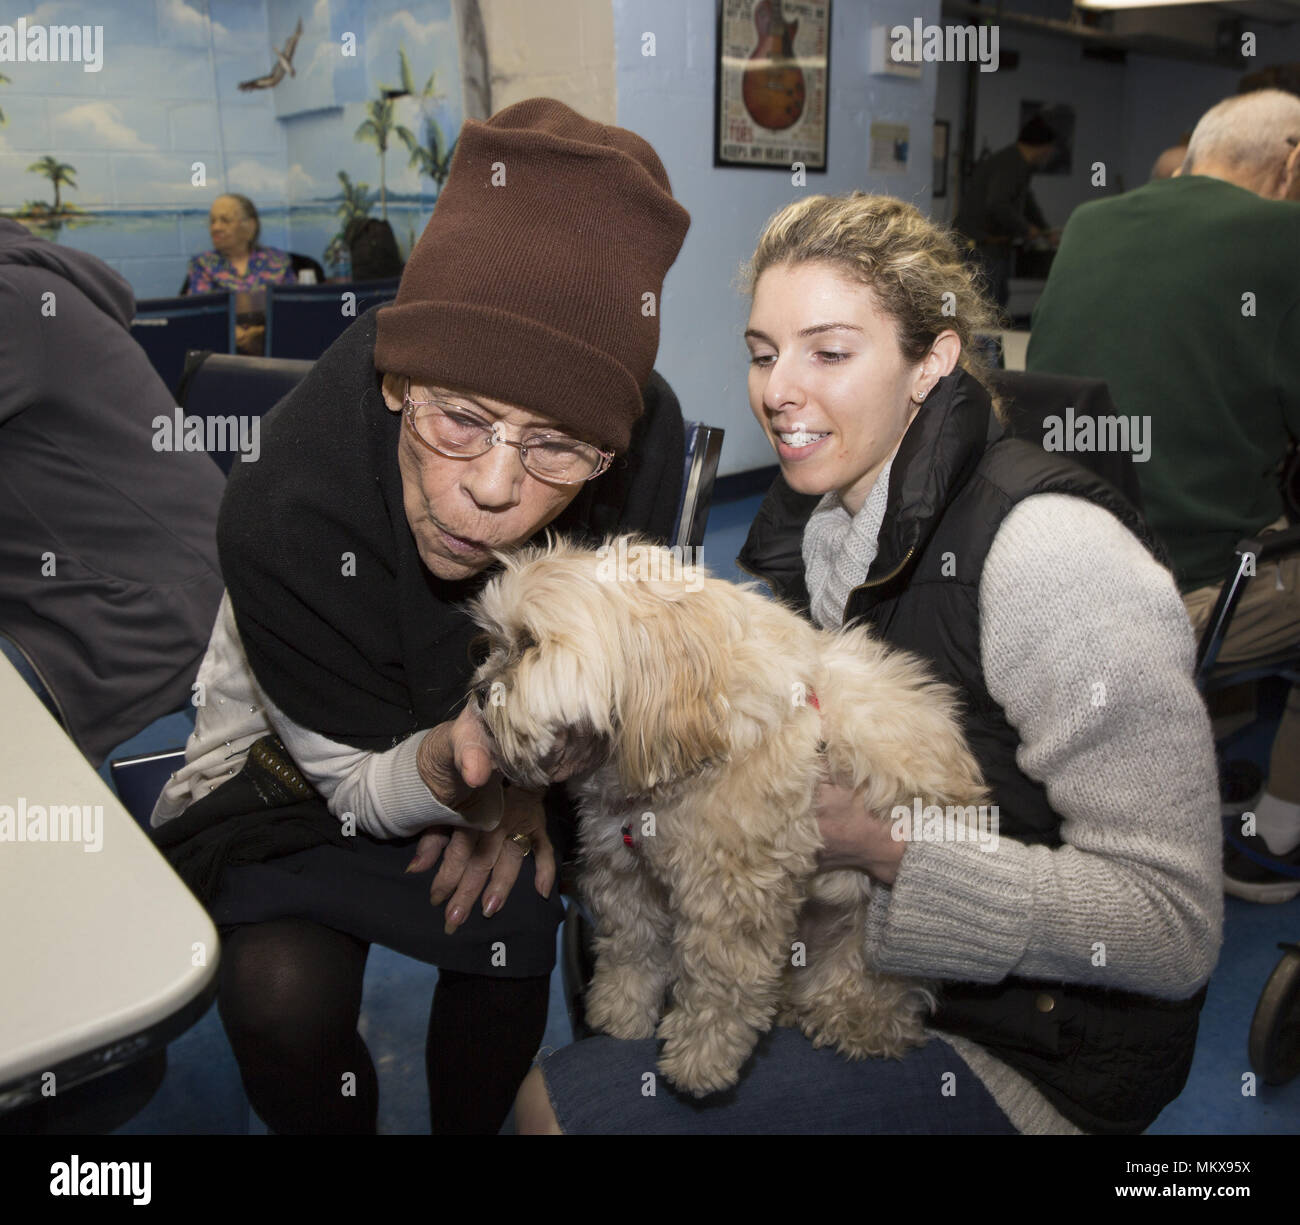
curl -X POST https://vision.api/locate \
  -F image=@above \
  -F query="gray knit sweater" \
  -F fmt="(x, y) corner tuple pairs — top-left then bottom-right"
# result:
(802, 480), (1223, 1134)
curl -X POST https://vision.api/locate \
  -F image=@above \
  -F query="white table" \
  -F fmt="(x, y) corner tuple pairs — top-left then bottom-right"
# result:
(0, 655), (218, 1113)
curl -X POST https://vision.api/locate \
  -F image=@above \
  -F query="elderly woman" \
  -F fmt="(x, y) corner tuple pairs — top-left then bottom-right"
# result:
(150, 99), (690, 1135)
(184, 193), (293, 295)
(516, 192), (1221, 1135)
(184, 193), (295, 353)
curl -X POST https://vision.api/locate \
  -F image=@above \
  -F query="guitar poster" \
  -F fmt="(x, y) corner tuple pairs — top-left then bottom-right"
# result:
(714, 0), (832, 171)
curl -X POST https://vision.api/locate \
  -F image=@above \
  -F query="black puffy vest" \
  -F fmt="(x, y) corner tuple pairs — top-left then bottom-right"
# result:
(736, 369), (1206, 1135)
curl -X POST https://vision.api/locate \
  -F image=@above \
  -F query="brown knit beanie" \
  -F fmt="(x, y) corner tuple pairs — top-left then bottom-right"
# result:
(374, 97), (691, 452)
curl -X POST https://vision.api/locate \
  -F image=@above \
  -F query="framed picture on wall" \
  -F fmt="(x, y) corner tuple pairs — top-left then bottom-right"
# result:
(714, 0), (832, 171)
(933, 120), (950, 197)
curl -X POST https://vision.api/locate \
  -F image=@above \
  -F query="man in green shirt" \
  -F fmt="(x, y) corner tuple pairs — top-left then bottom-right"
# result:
(1027, 88), (1300, 901)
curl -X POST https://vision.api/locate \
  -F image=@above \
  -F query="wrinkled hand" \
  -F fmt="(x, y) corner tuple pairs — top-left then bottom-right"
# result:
(416, 702), (495, 810)
(814, 781), (905, 885)
(405, 785), (555, 934)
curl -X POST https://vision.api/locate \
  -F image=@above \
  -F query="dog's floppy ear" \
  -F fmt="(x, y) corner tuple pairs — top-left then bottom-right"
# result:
(615, 592), (732, 792)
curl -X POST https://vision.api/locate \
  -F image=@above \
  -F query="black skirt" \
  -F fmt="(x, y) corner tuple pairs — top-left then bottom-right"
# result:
(151, 735), (572, 976)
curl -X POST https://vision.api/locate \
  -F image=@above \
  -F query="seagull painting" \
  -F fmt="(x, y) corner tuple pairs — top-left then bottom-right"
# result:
(238, 17), (303, 92)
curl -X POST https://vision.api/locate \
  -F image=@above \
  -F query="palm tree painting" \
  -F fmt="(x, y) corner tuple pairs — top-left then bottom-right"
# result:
(324, 170), (377, 275)
(388, 50), (457, 198)
(401, 112), (456, 197)
(27, 156), (78, 215)
(336, 169), (376, 229)
(355, 97), (412, 221)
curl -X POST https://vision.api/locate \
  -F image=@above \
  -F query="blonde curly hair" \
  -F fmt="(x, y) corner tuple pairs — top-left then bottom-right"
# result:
(743, 192), (1006, 422)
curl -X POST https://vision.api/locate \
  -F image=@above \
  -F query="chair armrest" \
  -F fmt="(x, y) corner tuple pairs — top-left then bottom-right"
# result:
(1243, 524), (1300, 566)
(1194, 524), (1300, 685)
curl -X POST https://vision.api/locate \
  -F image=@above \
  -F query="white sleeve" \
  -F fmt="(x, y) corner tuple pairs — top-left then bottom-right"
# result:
(256, 686), (499, 837)
(151, 593), (502, 837)
(863, 494), (1223, 999)
(257, 686), (503, 840)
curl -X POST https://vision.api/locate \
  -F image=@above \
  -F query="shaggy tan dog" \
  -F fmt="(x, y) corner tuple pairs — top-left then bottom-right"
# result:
(468, 535), (986, 1098)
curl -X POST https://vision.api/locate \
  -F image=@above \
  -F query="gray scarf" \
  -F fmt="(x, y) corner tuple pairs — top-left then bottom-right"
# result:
(801, 460), (893, 629)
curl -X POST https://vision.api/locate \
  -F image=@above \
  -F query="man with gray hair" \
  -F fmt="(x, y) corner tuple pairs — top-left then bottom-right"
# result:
(1027, 89), (1300, 902)
(1178, 88), (1300, 198)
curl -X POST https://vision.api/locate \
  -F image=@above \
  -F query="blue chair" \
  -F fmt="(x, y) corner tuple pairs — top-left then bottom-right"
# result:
(174, 350), (315, 474)
(264, 278), (401, 360)
(1192, 525), (1300, 1086)
(110, 747), (190, 830)
(990, 368), (1145, 512)
(131, 293), (236, 397)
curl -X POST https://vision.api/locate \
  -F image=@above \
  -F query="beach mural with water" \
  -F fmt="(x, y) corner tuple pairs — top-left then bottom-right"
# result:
(0, 0), (467, 298)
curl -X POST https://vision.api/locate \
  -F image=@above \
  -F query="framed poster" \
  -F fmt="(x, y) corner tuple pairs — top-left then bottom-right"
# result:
(714, 0), (832, 171)
(933, 119), (950, 197)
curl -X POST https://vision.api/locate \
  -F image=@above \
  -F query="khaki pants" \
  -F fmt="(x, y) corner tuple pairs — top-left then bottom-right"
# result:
(1183, 521), (1300, 803)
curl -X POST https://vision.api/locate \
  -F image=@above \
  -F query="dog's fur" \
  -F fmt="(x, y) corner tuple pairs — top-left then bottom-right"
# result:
(468, 536), (987, 1097)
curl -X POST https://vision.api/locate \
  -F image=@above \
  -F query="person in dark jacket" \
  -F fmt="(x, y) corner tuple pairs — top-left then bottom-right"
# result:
(952, 115), (1059, 308)
(518, 192), (1220, 1135)
(149, 98), (690, 1135)
(0, 217), (226, 765)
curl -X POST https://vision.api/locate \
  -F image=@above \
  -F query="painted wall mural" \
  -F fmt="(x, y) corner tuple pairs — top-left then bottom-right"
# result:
(0, 0), (470, 297)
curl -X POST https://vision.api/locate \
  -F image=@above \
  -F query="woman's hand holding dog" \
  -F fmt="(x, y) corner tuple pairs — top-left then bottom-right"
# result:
(407, 703), (557, 931)
(814, 782), (906, 885)
(416, 701), (496, 810)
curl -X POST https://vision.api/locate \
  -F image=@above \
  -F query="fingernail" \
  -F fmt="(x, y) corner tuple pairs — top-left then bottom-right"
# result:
(483, 895), (499, 917)
(447, 905), (463, 925)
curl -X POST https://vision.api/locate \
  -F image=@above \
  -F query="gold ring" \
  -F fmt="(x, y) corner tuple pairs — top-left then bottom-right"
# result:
(509, 832), (534, 857)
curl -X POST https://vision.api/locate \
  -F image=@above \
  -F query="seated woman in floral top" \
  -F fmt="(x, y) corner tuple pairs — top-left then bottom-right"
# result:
(185, 193), (294, 352)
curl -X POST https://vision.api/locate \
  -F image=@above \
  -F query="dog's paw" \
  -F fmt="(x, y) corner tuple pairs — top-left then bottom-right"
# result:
(656, 1037), (744, 1098)
(585, 974), (660, 1041)
(799, 999), (930, 1061)
(656, 1007), (758, 1098)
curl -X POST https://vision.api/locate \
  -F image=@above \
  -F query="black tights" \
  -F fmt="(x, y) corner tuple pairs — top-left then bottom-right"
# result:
(216, 918), (550, 1134)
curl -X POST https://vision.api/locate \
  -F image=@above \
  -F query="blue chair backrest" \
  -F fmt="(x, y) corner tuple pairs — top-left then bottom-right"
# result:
(265, 279), (401, 360)
(131, 293), (236, 397)
(990, 368), (1144, 512)
(176, 351), (315, 474)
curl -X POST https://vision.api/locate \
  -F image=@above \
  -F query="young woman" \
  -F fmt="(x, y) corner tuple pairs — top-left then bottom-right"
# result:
(517, 192), (1221, 1135)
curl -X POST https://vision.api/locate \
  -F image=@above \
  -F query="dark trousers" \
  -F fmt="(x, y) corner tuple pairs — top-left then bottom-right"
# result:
(967, 243), (1012, 311)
